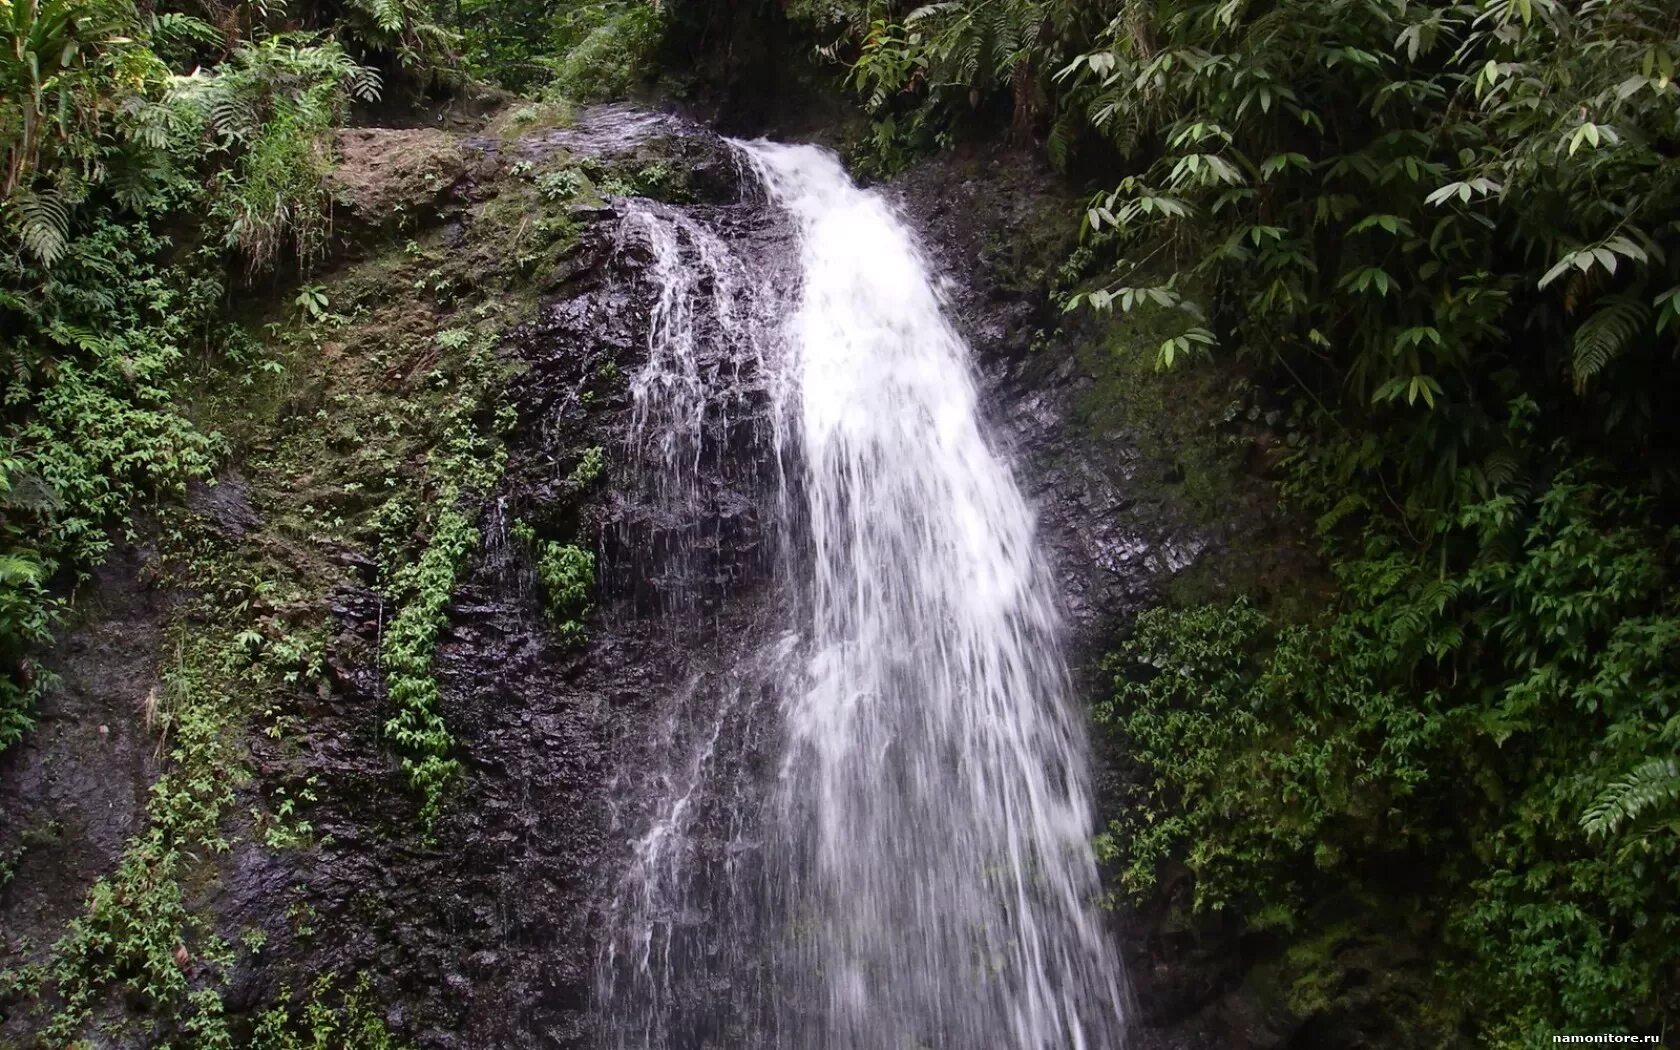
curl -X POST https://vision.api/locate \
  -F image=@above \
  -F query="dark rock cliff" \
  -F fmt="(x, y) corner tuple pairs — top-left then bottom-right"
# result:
(0, 105), (1297, 1049)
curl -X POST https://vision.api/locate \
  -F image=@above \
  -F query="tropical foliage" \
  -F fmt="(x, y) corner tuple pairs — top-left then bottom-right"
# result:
(802, 0), (1680, 1041)
(0, 0), (399, 756)
(0, 0), (659, 809)
(8, 0), (1680, 1040)
(176, 33), (382, 268)
(0, 0), (647, 1041)
(457, 0), (664, 95)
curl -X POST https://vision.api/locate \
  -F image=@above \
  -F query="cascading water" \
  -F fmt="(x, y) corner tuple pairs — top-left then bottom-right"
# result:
(599, 141), (1126, 1050)
(597, 196), (787, 1050)
(616, 200), (781, 613)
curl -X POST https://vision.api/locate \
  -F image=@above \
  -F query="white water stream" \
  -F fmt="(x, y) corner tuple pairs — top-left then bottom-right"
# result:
(600, 141), (1126, 1050)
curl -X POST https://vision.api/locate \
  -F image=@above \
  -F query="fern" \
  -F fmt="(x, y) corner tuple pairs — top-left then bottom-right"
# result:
(0, 553), (45, 586)
(1584, 758), (1680, 839)
(174, 34), (382, 267)
(107, 158), (166, 213)
(1570, 294), (1650, 393)
(349, 0), (409, 35)
(13, 191), (70, 266)
(1045, 109), (1079, 171)
(339, 0), (457, 74)
(149, 11), (220, 48)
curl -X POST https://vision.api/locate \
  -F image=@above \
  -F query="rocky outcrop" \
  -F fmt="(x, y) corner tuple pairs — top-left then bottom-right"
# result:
(1, 103), (1299, 1050)
(0, 548), (167, 979)
(194, 114), (777, 1049)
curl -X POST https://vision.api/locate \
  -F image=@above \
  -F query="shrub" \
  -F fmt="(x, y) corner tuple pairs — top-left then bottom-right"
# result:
(1101, 469), (1680, 1039)
(381, 508), (476, 831)
(176, 34), (381, 270)
(542, 3), (664, 102)
(534, 540), (594, 645)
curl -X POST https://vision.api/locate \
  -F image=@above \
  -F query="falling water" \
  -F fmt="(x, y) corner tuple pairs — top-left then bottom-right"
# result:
(600, 142), (1126, 1050)
(598, 196), (787, 1050)
(616, 200), (781, 616)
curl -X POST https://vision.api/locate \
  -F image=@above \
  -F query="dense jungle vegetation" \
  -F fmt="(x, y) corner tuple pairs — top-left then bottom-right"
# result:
(0, 0), (661, 755)
(2, 0), (1677, 1044)
(0, 0), (647, 1041)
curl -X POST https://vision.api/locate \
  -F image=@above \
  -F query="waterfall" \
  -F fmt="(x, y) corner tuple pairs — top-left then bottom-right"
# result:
(599, 142), (1126, 1050)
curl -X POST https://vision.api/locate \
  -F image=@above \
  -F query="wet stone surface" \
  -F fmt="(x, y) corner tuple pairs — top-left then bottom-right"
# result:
(0, 548), (168, 984)
(0, 106), (1278, 1050)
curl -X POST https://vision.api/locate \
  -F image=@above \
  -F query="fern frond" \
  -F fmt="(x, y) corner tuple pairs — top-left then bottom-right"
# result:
(107, 163), (157, 212)
(346, 65), (383, 102)
(0, 288), (40, 321)
(12, 190), (70, 266)
(1583, 757), (1680, 839)
(373, 0), (407, 35)
(0, 553), (46, 586)
(905, 3), (962, 27)
(150, 11), (220, 47)
(1046, 109), (1079, 171)
(346, 0), (410, 37)
(1570, 293), (1649, 392)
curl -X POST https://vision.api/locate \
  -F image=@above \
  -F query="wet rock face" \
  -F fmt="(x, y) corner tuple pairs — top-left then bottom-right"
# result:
(1, 106), (1263, 1050)
(0, 548), (166, 984)
(884, 152), (1212, 648)
(211, 120), (791, 1049)
(0, 108), (777, 1049)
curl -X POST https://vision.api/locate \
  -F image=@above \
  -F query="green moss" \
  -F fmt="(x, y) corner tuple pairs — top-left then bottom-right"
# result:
(493, 100), (576, 137)
(594, 158), (688, 202)
(30, 641), (241, 1043)
(1061, 285), (1321, 613)
(1073, 308), (1249, 526)
(474, 176), (583, 280)
(533, 166), (602, 206)
(11, 158), (565, 1038)
(0, 93), (629, 1039)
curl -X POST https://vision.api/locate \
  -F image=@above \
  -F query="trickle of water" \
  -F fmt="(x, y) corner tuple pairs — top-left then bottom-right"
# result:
(599, 142), (1126, 1050)
(597, 198), (787, 1050)
(623, 202), (752, 487)
(613, 200), (782, 617)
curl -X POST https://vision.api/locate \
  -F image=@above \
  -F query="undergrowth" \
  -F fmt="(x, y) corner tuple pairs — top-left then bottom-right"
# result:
(0, 0), (636, 1040)
(1100, 465), (1680, 1039)
(381, 506), (476, 829)
(459, 0), (664, 96)
(248, 974), (411, 1050)
(775, 0), (1680, 1038)
(373, 322), (511, 832)
(5, 505), (336, 1045)
(0, 3), (387, 761)
(0, 207), (228, 752)
(534, 540), (595, 646)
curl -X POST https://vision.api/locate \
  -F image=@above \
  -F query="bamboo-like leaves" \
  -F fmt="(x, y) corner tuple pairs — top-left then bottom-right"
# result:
(1538, 234), (1651, 290)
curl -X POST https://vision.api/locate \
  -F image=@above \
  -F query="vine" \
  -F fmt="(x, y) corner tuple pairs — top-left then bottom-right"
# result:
(380, 504), (476, 831)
